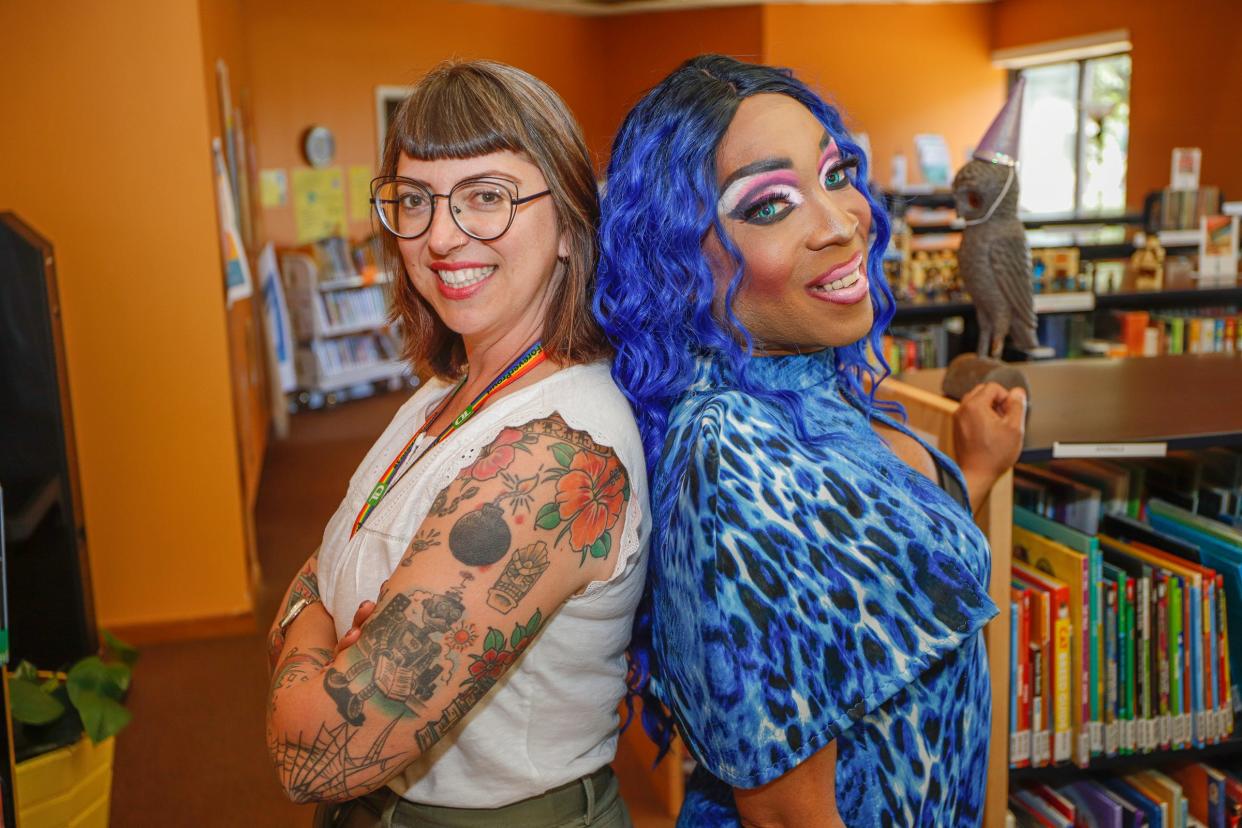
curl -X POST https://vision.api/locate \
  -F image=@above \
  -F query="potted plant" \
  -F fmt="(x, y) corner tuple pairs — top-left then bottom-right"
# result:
(6, 631), (137, 827)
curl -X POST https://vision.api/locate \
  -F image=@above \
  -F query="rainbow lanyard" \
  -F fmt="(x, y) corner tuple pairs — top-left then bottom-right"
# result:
(350, 341), (546, 538)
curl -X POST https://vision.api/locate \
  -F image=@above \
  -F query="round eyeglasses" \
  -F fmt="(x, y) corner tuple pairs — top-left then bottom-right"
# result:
(370, 176), (551, 241)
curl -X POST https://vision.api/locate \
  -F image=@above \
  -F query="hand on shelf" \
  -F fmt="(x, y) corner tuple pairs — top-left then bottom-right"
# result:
(953, 382), (1027, 513)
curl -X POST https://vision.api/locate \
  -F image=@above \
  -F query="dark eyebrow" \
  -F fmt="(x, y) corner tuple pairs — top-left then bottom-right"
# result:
(720, 158), (793, 191)
(820, 133), (833, 150)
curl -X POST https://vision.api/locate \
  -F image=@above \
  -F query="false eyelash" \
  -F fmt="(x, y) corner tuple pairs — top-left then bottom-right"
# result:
(822, 156), (861, 180)
(733, 185), (802, 221)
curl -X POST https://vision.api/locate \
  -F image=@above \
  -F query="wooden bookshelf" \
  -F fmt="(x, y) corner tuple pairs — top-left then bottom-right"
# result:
(896, 353), (1242, 460)
(882, 353), (1242, 826)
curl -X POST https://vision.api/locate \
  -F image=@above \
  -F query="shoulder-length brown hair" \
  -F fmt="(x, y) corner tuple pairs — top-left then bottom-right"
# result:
(378, 60), (608, 380)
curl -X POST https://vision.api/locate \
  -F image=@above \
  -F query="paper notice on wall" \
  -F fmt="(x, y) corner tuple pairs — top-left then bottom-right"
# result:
(1170, 147), (1201, 191)
(213, 137), (252, 306)
(260, 169), (288, 208)
(914, 133), (951, 187)
(292, 167), (346, 244)
(350, 165), (374, 224)
(257, 243), (297, 393)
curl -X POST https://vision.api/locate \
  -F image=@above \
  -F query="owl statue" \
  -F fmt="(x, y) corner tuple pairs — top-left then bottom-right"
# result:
(952, 77), (1039, 358)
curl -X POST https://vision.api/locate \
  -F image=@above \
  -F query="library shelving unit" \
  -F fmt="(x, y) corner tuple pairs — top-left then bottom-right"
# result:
(280, 251), (410, 408)
(879, 352), (1242, 828)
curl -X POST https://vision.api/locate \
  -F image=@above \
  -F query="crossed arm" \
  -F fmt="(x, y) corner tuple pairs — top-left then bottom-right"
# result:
(265, 415), (630, 803)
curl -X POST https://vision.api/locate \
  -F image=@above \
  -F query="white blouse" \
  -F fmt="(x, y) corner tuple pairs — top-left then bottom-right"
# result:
(316, 361), (650, 807)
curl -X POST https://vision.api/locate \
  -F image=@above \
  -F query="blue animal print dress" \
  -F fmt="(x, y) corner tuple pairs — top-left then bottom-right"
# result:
(652, 349), (999, 827)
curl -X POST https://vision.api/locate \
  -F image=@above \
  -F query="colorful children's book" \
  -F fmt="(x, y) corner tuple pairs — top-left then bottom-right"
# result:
(1106, 776), (1166, 828)
(1137, 769), (1189, 828)
(1059, 781), (1124, 828)
(1166, 763), (1226, 828)
(1102, 545), (1156, 751)
(1015, 525), (1092, 764)
(1101, 535), (1207, 748)
(1015, 560), (1074, 764)
(1104, 578), (1120, 757)
(1011, 587), (1032, 767)
(1017, 576), (1052, 768)
(1015, 506), (1104, 756)
(1104, 562), (1135, 753)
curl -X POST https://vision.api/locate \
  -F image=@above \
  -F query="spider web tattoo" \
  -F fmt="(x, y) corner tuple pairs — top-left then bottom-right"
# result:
(272, 717), (405, 804)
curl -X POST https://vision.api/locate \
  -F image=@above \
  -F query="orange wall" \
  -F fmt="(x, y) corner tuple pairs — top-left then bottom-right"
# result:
(242, 0), (607, 246)
(993, 0), (1242, 208)
(0, 1), (252, 629)
(765, 3), (1005, 189)
(597, 6), (764, 152)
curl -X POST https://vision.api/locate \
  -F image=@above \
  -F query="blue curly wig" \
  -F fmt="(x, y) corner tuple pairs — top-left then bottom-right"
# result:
(593, 54), (900, 759)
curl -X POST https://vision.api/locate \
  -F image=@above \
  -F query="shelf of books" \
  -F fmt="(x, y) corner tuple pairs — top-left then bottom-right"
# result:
(881, 353), (1242, 828)
(280, 237), (411, 406)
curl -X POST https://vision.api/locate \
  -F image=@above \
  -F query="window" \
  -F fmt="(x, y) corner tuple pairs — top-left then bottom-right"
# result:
(1015, 53), (1131, 217)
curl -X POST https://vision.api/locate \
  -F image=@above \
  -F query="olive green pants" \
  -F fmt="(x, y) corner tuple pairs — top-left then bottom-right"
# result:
(313, 766), (632, 828)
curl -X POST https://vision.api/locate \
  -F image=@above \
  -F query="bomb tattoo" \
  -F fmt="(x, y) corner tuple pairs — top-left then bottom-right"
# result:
(487, 542), (551, 613)
(449, 503), (511, 566)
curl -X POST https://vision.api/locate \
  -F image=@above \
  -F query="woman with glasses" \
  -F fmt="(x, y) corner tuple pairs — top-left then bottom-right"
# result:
(595, 56), (1025, 826)
(266, 60), (647, 828)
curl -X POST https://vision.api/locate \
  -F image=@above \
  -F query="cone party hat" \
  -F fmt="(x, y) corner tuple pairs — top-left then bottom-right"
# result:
(973, 75), (1025, 167)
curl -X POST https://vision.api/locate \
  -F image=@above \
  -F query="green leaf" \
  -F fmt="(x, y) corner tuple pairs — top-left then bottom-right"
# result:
(69, 687), (131, 744)
(102, 629), (139, 667)
(13, 661), (38, 682)
(589, 532), (612, 559)
(535, 502), (561, 530)
(40, 675), (61, 693)
(67, 657), (127, 705)
(550, 443), (575, 469)
(527, 609), (542, 637)
(105, 662), (132, 694)
(8, 677), (65, 725)
(510, 625), (525, 648)
(483, 628), (505, 653)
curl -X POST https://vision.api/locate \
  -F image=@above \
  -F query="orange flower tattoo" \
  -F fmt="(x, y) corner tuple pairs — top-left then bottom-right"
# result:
(554, 452), (626, 552)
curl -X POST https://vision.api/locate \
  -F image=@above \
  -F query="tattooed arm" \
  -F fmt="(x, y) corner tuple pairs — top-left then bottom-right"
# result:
(266, 415), (631, 803)
(267, 549), (323, 674)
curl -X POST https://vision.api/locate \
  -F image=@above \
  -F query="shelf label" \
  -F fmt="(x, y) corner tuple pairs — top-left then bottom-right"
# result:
(1052, 442), (1168, 459)
(1033, 291), (1096, 314)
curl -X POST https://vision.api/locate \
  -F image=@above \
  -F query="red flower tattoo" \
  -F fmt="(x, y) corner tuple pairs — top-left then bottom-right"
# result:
(468, 648), (514, 681)
(554, 451), (626, 551)
(467, 428), (525, 480)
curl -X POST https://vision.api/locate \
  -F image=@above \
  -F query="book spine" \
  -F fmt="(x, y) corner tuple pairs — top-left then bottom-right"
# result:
(1010, 599), (1022, 767)
(1052, 596), (1073, 763)
(1191, 582), (1205, 748)
(1123, 577), (1136, 753)
(1018, 590), (1032, 763)
(1152, 576), (1162, 749)
(1105, 579), (1119, 757)
(1171, 578), (1187, 749)
(1219, 575), (1234, 740)
(1077, 555), (1091, 766)
(1206, 769), (1226, 828)
(1206, 578), (1220, 744)
(1091, 547), (1104, 757)
(1138, 573), (1153, 752)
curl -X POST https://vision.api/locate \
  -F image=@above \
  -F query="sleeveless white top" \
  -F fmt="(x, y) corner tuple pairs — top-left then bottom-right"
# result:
(316, 361), (650, 808)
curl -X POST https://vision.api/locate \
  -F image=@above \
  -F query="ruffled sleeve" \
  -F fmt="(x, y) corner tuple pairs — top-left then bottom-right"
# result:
(652, 394), (998, 789)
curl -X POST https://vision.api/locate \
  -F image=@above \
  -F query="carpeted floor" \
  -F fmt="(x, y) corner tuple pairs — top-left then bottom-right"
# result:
(108, 390), (675, 827)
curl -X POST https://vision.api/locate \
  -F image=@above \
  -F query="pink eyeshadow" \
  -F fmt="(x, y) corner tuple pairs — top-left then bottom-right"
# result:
(737, 171), (799, 206)
(818, 139), (841, 173)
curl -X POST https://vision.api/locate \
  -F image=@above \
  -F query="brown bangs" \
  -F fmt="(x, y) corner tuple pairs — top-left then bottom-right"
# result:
(390, 69), (525, 163)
